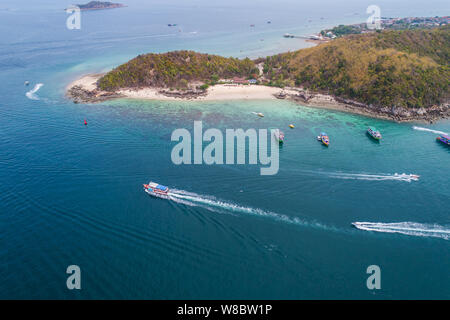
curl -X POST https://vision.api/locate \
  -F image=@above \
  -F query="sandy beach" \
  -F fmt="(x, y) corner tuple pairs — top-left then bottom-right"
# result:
(66, 74), (372, 116)
(121, 84), (298, 101)
(66, 74), (448, 122)
(67, 74), (297, 101)
(67, 74), (101, 91)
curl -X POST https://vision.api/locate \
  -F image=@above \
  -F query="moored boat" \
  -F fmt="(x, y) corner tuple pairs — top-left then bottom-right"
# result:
(317, 132), (329, 146)
(367, 127), (382, 140)
(143, 182), (170, 199)
(436, 134), (450, 146)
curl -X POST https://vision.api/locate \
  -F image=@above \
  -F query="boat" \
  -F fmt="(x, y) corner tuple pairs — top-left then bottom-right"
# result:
(289, 124), (295, 128)
(143, 182), (170, 199)
(367, 127), (382, 140)
(24, 81), (30, 86)
(274, 130), (285, 144)
(394, 173), (420, 181)
(317, 132), (329, 146)
(436, 134), (450, 146)
(257, 112), (264, 117)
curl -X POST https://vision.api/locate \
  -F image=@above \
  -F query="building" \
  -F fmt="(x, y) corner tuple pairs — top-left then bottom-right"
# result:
(233, 77), (248, 84)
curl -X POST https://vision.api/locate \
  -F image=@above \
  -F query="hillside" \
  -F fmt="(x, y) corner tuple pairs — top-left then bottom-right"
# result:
(264, 26), (449, 109)
(97, 51), (259, 91)
(92, 27), (449, 116)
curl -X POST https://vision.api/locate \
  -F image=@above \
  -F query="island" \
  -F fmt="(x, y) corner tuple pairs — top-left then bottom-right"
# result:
(76, 1), (125, 11)
(67, 24), (449, 122)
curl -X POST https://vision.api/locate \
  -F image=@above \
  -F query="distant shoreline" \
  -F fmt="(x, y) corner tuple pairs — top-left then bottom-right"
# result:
(75, 1), (126, 11)
(66, 74), (449, 123)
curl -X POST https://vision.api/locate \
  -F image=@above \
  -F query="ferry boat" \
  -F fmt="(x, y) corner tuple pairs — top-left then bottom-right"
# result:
(367, 127), (382, 140)
(274, 130), (285, 144)
(143, 182), (170, 199)
(317, 132), (329, 146)
(436, 134), (450, 146)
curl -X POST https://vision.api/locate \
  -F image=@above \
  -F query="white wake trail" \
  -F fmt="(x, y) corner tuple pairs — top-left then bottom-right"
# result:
(26, 83), (44, 100)
(320, 171), (420, 182)
(412, 126), (448, 136)
(168, 189), (332, 230)
(352, 222), (450, 240)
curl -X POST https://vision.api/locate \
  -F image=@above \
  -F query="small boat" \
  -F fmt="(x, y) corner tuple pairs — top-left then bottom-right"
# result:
(274, 130), (284, 144)
(317, 132), (329, 146)
(24, 81), (30, 86)
(257, 112), (264, 117)
(289, 124), (295, 129)
(84, 119), (87, 125)
(436, 134), (450, 146)
(394, 173), (420, 181)
(367, 127), (382, 140)
(143, 182), (170, 199)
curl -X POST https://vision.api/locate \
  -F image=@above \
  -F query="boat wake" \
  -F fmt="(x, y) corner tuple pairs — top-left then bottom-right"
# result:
(412, 126), (448, 136)
(352, 222), (450, 240)
(168, 189), (331, 230)
(26, 83), (44, 100)
(320, 171), (420, 182)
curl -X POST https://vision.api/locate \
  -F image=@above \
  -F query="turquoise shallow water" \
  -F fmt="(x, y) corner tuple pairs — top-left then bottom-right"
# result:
(0, 0), (449, 299)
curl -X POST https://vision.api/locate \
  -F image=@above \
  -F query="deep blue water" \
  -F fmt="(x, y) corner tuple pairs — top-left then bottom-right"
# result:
(0, 0), (449, 299)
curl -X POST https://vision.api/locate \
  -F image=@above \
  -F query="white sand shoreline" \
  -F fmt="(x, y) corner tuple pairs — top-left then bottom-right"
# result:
(67, 74), (298, 101)
(66, 74), (447, 123)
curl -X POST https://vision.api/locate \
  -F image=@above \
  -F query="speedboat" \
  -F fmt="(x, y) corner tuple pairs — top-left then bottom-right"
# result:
(143, 182), (170, 199)
(274, 130), (284, 144)
(436, 134), (450, 146)
(394, 173), (420, 181)
(367, 127), (382, 140)
(317, 132), (329, 146)
(257, 112), (264, 117)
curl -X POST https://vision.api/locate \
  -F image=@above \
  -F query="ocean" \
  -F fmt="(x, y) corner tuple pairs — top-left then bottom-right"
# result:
(0, 0), (449, 299)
